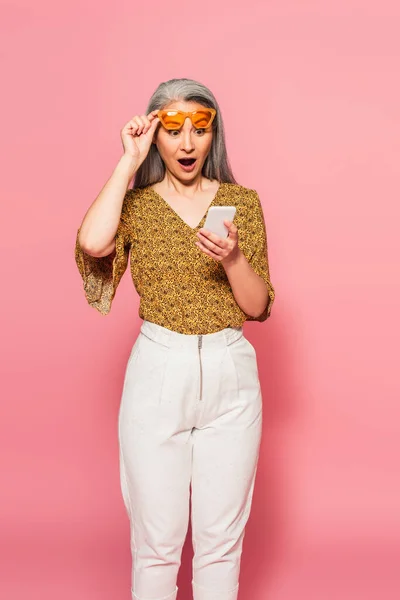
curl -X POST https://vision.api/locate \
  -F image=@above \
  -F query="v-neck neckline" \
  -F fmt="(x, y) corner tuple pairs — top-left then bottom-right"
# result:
(148, 182), (226, 231)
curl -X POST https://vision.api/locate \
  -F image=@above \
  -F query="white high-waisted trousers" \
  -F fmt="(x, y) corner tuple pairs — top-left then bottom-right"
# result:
(118, 319), (263, 600)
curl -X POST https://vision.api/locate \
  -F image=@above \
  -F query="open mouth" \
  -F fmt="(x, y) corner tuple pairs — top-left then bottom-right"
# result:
(178, 158), (197, 166)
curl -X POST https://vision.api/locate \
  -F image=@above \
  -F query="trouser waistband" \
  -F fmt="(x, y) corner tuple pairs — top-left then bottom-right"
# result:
(140, 320), (243, 349)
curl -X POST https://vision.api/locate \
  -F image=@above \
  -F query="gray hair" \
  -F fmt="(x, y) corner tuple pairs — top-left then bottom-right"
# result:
(132, 78), (237, 189)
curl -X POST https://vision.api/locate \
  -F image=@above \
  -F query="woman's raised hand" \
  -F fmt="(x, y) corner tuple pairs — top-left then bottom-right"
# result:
(120, 110), (160, 166)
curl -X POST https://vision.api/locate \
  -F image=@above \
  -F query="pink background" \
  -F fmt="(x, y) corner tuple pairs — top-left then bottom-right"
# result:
(1, 1), (400, 599)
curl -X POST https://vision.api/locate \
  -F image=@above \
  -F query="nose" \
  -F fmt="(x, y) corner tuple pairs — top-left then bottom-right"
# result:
(180, 118), (195, 152)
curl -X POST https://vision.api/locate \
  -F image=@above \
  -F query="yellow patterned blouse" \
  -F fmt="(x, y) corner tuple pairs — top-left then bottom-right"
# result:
(74, 182), (275, 335)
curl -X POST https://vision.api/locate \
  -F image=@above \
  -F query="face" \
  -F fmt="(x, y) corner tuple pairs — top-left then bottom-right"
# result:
(153, 100), (214, 182)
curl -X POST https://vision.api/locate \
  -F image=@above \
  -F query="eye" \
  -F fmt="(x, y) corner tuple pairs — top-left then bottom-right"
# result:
(168, 128), (205, 137)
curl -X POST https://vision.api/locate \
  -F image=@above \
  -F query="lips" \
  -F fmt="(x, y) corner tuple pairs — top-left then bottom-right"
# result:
(178, 158), (196, 166)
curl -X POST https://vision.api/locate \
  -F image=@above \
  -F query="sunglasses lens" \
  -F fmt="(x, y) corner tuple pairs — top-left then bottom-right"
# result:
(192, 110), (213, 128)
(160, 111), (184, 129)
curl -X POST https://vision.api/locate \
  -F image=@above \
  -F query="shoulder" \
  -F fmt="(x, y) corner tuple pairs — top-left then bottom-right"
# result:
(122, 186), (146, 209)
(223, 182), (259, 202)
(222, 184), (261, 217)
(124, 186), (146, 201)
(124, 185), (157, 207)
(224, 184), (266, 233)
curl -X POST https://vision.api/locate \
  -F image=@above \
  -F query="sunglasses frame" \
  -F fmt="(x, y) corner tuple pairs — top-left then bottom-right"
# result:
(157, 108), (217, 131)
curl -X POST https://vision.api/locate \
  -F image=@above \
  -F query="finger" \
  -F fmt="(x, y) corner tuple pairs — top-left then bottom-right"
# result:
(127, 117), (143, 136)
(195, 240), (221, 261)
(122, 118), (138, 132)
(147, 111), (160, 128)
(223, 219), (235, 229)
(224, 220), (238, 236)
(129, 116), (145, 126)
(197, 231), (225, 254)
(197, 228), (227, 249)
(141, 114), (151, 133)
(124, 120), (139, 136)
(148, 115), (160, 132)
(225, 221), (238, 241)
(134, 116), (147, 135)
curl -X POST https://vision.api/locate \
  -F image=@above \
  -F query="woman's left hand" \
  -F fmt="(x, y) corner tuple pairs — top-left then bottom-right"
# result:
(195, 221), (240, 266)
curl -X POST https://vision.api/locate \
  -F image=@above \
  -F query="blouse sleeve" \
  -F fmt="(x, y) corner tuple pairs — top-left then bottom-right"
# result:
(244, 189), (275, 322)
(74, 189), (133, 315)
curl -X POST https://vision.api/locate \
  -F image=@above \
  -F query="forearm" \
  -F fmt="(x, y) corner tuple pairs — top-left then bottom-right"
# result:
(223, 250), (270, 318)
(78, 154), (138, 256)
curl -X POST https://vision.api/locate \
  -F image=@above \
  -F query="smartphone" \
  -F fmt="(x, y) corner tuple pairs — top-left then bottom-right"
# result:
(203, 206), (236, 238)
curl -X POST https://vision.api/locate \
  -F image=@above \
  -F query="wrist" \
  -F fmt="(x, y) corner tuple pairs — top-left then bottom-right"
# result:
(118, 153), (139, 177)
(221, 248), (245, 271)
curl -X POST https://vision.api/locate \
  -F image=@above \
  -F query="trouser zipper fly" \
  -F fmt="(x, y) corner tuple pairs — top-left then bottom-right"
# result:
(198, 335), (203, 401)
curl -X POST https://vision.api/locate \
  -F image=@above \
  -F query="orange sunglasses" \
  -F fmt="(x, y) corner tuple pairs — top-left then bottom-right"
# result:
(157, 108), (216, 130)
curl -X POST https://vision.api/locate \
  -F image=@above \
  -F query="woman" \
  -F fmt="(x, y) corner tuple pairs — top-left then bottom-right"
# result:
(75, 77), (275, 600)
